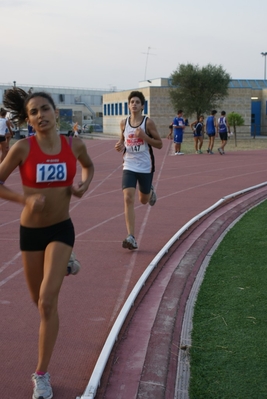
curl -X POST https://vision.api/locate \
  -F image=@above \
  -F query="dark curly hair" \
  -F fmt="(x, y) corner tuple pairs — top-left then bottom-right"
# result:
(3, 88), (56, 125)
(128, 90), (145, 106)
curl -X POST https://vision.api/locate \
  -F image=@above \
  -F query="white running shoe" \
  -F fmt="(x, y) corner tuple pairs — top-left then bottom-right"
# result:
(122, 235), (138, 250)
(177, 152), (184, 155)
(149, 185), (157, 206)
(67, 252), (81, 275)
(32, 372), (53, 399)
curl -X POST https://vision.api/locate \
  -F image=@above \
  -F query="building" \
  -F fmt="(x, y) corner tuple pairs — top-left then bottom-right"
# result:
(102, 78), (267, 137)
(1, 79), (267, 137)
(0, 83), (109, 131)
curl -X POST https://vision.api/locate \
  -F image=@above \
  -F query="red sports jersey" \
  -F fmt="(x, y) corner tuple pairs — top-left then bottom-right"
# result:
(20, 135), (77, 188)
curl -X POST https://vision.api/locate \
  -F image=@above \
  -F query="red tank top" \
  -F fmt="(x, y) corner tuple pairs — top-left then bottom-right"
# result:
(20, 135), (77, 188)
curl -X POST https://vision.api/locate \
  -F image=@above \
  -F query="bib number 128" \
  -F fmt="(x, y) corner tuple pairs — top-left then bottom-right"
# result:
(36, 163), (67, 183)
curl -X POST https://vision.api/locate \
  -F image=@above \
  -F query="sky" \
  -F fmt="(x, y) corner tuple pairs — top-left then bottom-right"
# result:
(1, 0), (267, 91)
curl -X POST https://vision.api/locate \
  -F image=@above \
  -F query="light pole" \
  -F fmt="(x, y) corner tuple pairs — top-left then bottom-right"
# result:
(142, 46), (156, 81)
(261, 52), (267, 80)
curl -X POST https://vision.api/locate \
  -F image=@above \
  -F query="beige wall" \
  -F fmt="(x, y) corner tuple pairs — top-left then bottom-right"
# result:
(103, 86), (257, 137)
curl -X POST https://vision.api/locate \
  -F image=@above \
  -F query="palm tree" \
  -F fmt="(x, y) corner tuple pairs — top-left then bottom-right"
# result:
(227, 112), (245, 147)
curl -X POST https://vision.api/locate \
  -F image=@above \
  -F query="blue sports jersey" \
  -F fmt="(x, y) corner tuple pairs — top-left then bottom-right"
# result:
(206, 116), (215, 134)
(218, 117), (227, 133)
(194, 122), (203, 136)
(173, 116), (185, 143)
(173, 116), (185, 131)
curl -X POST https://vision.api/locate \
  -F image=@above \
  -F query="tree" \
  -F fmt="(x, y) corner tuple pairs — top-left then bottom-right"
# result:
(227, 112), (245, 147)
(169, 63), (231, 119)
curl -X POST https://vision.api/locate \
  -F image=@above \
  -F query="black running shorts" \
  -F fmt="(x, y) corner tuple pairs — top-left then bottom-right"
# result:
(122, 169), (153, 195)
(20, 219), (75, 251)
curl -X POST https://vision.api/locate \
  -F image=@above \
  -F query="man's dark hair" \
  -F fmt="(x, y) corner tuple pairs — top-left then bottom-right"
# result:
(177, 109), (183, 114)
(211, 110), (217, 115)
(128, 91), (145, 105)
(221, 111), (226, 116)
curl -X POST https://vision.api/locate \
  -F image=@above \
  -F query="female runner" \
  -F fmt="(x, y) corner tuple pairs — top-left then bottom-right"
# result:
(1, 88), (94, 399)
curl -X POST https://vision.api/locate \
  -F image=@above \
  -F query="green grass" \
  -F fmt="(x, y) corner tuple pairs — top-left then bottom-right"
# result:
(172, 135), (267, 154)
(189, 200), (267, 399)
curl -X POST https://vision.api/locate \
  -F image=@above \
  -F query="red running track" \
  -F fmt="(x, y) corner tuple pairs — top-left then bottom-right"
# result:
(0, 138), (267, 399)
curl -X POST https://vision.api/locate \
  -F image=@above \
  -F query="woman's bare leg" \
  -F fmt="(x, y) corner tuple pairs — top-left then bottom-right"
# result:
(22, 242), (72, 372)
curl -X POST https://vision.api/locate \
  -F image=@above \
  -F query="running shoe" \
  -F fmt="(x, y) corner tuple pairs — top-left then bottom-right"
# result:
(32, 372), (53, 399)
(218, 147), (223, 155)
(122, 235), (138, 250)
(177, 152), (184, 155)
(67, 252), (81, 276)
(174, 152), (179, 155)
(209, 151), (214, 154)
(149, 185), (157, 206)
(198, 150), (203, 154)
(207, 148), (210, 154)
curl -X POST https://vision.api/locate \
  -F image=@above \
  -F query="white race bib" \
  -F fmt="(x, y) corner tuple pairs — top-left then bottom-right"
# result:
(36, 163), (67, 183)
(126, 133), (145, 152)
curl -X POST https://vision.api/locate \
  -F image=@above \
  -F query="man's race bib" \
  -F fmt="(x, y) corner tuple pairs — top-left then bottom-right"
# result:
(36, 163), (67, 183)
(126, 133), (145, 152)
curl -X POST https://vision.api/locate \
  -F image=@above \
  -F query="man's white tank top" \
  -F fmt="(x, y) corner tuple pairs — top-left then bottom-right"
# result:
(123, 116), (155, 173)
(0, 118), (7, 136)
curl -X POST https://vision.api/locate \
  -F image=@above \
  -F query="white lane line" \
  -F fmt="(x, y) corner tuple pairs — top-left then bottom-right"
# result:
(0, 268), (23, 287)
(160, 164), (267, 183)
(158, 168), (267, 200)
(69, 165), (122, 212)
(80, 184), (267, 399)
(0, 252), (22, 288)
(73, 166), (267, 239)
(0, 252), (21, 274)
(0, 218), (20, 228)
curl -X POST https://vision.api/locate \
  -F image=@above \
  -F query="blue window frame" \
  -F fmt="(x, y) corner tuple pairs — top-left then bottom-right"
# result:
(119, 103), (122, 115)
(107, 104), (110, 115)
(144, 100), (148, 114)
(111, 104), (114, 115)
(104, 104), (107, 116)
(115, 103), (118, 115)
(124, 102), (128, 115)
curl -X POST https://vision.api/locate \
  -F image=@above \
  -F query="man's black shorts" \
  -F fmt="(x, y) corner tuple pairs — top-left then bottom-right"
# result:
(122, 169), (153, 195)
(219, 132), (228, 141)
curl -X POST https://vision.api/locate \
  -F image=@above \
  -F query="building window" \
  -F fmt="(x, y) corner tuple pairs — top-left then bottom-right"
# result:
(108, 104), (110, 115)
(119, 103), (122, 115)
(144, 100), (148, 114)
(124, 102), (128, 115)
(115, 103), (118, 115)
(104, 104), (107, 116)
(111, 104), (114, 115)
